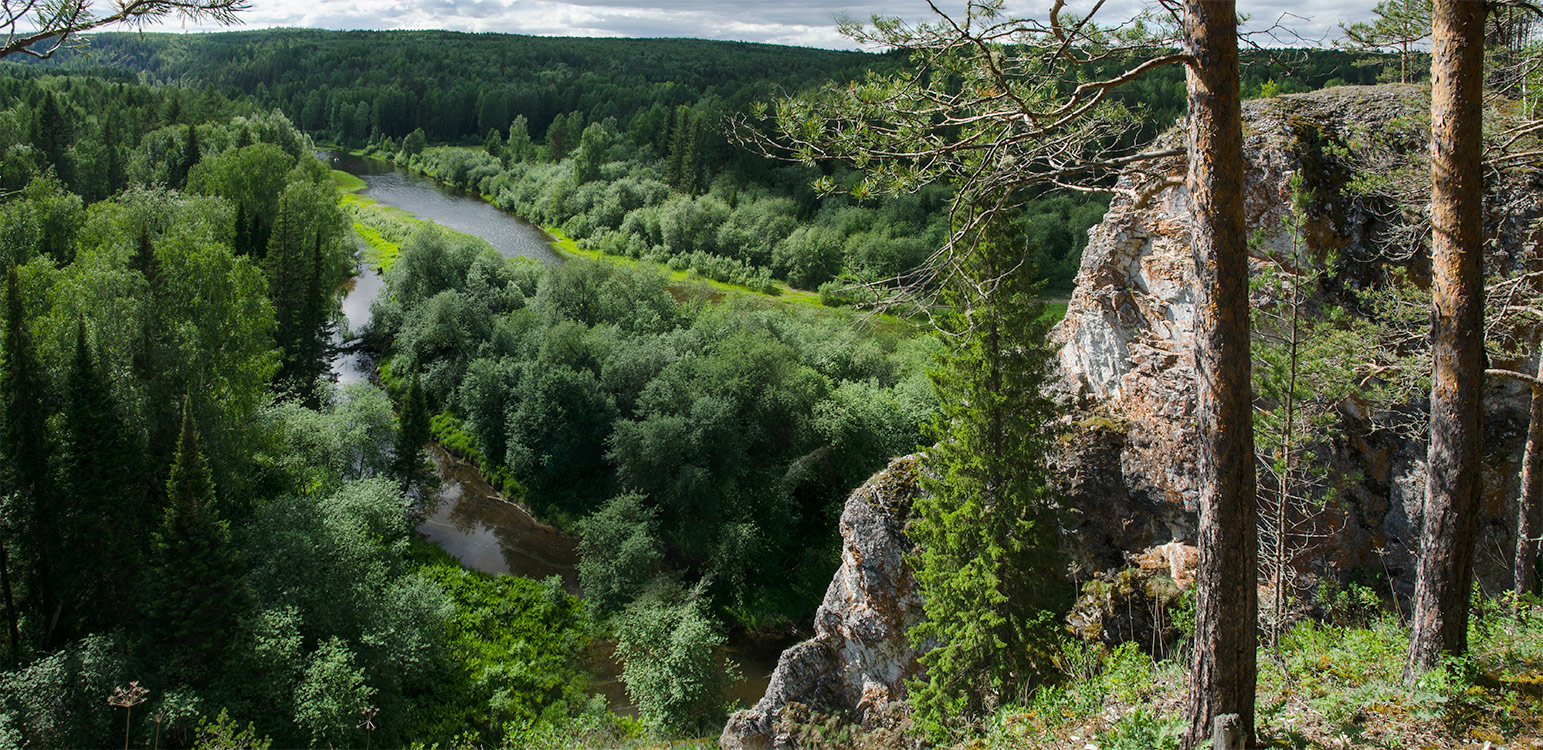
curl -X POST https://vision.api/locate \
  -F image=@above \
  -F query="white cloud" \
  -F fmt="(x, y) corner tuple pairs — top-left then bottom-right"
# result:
(161, 0), (1375, 50)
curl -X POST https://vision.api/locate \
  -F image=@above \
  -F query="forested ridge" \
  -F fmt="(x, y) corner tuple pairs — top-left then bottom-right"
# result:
(39, 30), (1388, 299)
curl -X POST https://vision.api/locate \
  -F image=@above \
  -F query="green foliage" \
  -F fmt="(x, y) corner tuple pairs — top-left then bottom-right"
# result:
(613, 583), (739, 737)
(294, 637), (376, 748)
(194, 709), (274, 750)
(908, 228), (1067, 735)
(577, 493), (662, 618)
(379, 224), (937, 626)
(409, 544), (593, 747)
(142, 399), (252, 685)
(0, 634), (127, 748)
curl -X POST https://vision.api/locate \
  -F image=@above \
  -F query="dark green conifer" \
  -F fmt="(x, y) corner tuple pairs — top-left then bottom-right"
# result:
(1, 269), (59, 652)
(173, 124), (199, 188)
(102, 116), (125, 195)
(130, 226), (175, 474)
(233, 202), (250, 257)
(143, 398), (251, 686)
(394, 372), (431, 483)
(265, 203), (328, 401)
(59, 319), (145, 634)
(32, 93), (70, 169)
(907, 228), (1067, 735)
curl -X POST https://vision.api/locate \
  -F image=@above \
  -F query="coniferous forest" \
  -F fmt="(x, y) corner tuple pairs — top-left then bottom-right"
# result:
(1, 1), (1543, 748)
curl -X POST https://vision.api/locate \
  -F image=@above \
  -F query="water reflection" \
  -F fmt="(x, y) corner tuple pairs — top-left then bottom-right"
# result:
(325, 150), (562, 265)
(419, 445), (580, 590)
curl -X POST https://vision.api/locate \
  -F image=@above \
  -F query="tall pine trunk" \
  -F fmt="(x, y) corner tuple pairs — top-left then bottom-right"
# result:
(1182, 0), (1256, 746)
(1407, 0), (1487, 677)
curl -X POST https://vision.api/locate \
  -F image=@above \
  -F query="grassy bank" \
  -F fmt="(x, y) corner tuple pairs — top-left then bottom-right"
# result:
(331, 168), (495, 272)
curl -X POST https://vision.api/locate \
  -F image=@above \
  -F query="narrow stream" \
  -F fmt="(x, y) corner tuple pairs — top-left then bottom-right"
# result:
(324, 151), (788, 716)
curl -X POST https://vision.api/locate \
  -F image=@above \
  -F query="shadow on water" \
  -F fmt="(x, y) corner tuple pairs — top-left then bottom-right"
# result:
(325, 150), (794, 719)
(419, 445), (580, 589)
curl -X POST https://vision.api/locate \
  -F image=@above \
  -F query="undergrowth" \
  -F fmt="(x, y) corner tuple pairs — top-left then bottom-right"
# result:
(979, 591), (1543, 750)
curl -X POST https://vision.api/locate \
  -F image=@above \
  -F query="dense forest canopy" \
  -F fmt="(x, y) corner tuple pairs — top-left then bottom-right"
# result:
(27, 31), (1391, 299)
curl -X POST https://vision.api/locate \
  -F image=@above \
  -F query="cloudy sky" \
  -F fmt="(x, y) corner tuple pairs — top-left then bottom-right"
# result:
(163, 0), (1373, 49)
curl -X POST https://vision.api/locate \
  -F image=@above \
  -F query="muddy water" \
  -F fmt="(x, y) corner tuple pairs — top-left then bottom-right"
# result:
(326, 151), (791, 717)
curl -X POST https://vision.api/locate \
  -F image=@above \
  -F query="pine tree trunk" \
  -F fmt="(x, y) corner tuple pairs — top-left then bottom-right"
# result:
(1407, 0), (1487, 678)
(1183, 1), (1256, 746)
(1515, 345), (1543, 612)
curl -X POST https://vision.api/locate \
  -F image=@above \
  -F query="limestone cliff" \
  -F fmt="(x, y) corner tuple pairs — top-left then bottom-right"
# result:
(1053, 84), (1543, 593)
(720, 456), (924, 750)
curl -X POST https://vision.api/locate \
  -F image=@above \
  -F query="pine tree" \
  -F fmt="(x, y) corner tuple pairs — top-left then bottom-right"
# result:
(1406, 0), (1487, 678)
(59, 319), (145, 635)
(1, 268), (60, 652)
(908, 229), (1065, 734)
(142, 398), (250, 686)
(394, 372), (430, 484)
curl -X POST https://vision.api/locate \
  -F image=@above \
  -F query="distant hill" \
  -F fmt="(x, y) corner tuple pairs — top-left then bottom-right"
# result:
(42, 29), (886, 145)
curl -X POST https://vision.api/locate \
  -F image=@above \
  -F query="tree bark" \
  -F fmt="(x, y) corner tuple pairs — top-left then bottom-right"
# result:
(1182, 1), (1256, 747)
(1515, 344), (1543, 612)
(1406, 0), (1487, 678)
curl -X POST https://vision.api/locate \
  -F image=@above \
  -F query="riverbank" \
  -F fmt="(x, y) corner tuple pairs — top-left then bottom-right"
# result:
(324, 146), (938, 322)
(326, 153), (807, 722)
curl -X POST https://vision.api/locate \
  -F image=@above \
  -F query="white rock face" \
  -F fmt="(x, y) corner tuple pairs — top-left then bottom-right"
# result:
(1052, 84), (1543, 589)
(719, 456), (924, 750)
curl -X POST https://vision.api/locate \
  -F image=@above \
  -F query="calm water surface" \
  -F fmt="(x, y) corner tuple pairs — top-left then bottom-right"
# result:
(326, 150), (561, 265)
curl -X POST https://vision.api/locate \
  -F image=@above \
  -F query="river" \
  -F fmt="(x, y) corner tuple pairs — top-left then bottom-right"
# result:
(323, 151), (787, 717)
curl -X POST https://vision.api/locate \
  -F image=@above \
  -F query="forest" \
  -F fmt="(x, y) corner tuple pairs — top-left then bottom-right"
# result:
(0, 0), (1540, 748)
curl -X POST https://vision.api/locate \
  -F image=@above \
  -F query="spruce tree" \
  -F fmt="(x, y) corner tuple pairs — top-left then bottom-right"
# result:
(130, 226), (175, 474)
(59, 319), (145, 634)
(33, 93), (70, 170)
(233, 202), (250, 257)
(174, 124), (200, 188)
(2, 268), (61, 652)
(265, 196), (319, 399)
(908, 229), (1065, 735)
(143, 398), (250, 686)
(394, 372), (430, 484)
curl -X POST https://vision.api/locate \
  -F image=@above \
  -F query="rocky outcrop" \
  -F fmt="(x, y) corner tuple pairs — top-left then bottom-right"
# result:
(1053, 84), (1543, 593)
(720, 456), (925, 750)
